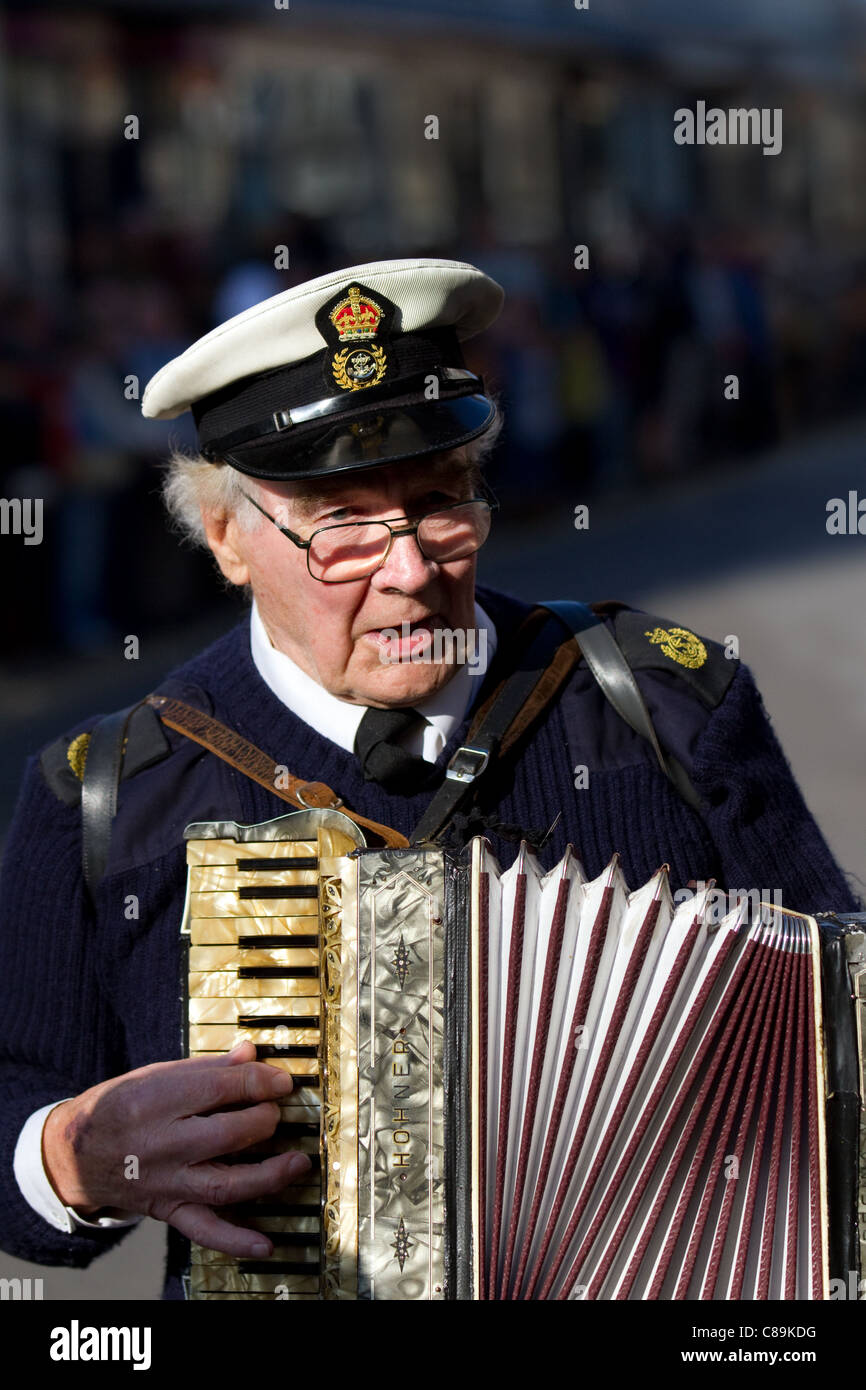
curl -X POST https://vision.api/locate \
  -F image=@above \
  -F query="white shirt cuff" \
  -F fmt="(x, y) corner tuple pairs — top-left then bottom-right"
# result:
(14, 1101), (141, 1234)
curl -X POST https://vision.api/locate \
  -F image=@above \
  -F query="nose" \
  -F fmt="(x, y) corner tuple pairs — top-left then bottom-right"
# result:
(369, 525), (439, 592)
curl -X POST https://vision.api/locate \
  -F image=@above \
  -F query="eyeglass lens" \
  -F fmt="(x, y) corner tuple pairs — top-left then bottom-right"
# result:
(308, 500), (491, 582)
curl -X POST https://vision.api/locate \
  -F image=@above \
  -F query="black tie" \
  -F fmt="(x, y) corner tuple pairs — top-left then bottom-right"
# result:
(354, 706), (433, 791)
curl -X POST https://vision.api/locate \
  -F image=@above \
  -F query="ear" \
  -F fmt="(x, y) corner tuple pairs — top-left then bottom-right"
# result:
(201, 504), (251, 587)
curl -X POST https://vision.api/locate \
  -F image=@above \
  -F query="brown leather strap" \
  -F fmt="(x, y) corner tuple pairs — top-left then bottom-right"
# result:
(463, 608), (581, 758)
(147, 606), (579, 855)
(410, 606), (587, 845)
(145, 694), (409, 849)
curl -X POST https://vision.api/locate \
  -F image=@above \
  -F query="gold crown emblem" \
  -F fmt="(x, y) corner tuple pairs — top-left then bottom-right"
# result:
(329, 286), (383, 341)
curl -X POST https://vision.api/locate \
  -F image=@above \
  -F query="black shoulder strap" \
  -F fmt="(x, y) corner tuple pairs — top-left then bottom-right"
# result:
(411, 600), (702, 845)
(410, 610), (569, 844)
(81, 702), (142, 900)
(541, 601), (702, 812)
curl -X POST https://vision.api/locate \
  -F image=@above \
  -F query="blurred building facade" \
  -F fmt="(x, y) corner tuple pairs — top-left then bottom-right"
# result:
(2, 0), (866, 657)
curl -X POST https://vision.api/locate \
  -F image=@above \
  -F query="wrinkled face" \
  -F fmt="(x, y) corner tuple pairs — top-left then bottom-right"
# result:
(207, 453), (483, 707)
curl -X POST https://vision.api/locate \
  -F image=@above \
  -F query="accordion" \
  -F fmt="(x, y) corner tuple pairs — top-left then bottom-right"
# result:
(180, 808), (866, 1301)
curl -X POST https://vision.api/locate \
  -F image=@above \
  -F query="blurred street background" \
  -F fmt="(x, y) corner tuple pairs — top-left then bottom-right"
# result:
(1, 0), (865, 1297)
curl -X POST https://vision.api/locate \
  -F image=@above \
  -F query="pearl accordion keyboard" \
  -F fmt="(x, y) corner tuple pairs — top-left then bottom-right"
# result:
(180, 808), (866, 1300)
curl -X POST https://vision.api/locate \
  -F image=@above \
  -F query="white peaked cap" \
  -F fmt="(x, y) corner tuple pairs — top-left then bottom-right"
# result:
(141, 258), (504, 422)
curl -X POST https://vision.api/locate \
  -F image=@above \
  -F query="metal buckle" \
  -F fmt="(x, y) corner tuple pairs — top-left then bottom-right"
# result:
(295, 783), (344, 810)
(445, 745), (490, 784)
(272, 409), (293, 431)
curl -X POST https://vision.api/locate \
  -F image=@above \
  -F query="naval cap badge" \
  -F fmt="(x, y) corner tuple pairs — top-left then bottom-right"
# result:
(317, 282), (390, 392)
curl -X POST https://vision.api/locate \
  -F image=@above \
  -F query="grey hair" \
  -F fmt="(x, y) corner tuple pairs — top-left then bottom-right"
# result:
(160, 409), (503, 552)
(160, 453), (261, 549)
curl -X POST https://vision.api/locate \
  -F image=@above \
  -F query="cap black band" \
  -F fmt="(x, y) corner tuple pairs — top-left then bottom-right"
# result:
(191, 310), (496, 480)
(200, 367), (483, 462)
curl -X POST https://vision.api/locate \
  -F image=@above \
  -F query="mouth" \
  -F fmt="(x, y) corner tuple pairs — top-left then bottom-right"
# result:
(364, 615), (441, 663)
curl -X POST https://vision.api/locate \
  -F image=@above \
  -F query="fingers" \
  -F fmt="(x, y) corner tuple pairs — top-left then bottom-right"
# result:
(186, 1150), (312, 1211)
(161, 1058), (296, 1119)
(42, 1048), (308, 1223)
(119, 1041), (258, 1087)
(97, 1046), (294, 1128)
(167, 1202), (276, 1259)
(180, 1100), (283, 1163)
(196, 1061), (297, 1114)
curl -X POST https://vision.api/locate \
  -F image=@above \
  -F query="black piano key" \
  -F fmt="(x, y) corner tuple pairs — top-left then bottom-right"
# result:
(237, 1015), (319, 1030)
(238, 1260), (321, 1276)
(237, 885), (318, 900)
(236, 857), (318, 871)
(224, 1153), (322, 1170)
(290, 1075), (320, 1088)
(237, 935), (319, 949)
(256, 1044), (318, 1059)
(237, 967), (318, 978)
(238, 966), (319, 979)
(274, 1121), (320, 1139)
(232, 1203), (320, 1218)
(268, 1232), (321, 1248)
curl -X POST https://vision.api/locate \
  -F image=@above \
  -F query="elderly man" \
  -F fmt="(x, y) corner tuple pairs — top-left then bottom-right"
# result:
(0, 258), (857, 1300)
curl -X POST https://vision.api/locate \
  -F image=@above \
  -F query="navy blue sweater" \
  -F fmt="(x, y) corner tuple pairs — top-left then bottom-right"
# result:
(0, 586), (858, 1296)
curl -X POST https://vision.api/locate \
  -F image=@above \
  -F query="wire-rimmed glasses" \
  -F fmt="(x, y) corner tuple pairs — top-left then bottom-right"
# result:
(242, 492), (496, 583)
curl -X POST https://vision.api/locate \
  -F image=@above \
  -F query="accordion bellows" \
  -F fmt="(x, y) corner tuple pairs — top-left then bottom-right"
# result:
(472, 843), (824, 1300)
(180, 810), (862, 1301)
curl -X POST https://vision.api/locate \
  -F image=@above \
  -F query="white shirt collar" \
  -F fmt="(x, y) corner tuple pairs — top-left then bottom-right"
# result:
(249, 600), (497, 762)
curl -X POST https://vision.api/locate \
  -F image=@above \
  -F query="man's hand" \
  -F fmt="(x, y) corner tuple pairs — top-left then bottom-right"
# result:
(41, 1041), (311, 1258)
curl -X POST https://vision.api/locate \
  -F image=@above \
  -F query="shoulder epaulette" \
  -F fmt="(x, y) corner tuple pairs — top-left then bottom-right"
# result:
(39, 702), (171, 807)
(613, 609), (737, 710)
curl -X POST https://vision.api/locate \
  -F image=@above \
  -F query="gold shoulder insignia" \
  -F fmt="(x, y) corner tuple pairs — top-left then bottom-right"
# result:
(613, 608), (733, 708)
(66, 731), (90, 781)
(644, 626), (708, 670)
